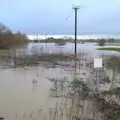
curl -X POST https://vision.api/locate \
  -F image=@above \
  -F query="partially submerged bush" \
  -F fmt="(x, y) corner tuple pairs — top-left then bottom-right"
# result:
(98, 39), (106, 46)
(0, 31), (28, 49)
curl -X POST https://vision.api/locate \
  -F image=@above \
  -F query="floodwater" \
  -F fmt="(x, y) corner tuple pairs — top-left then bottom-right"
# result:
(0, 43), (120, 120)
(12, 43), (120, 57)
(0, 66), (71, 120)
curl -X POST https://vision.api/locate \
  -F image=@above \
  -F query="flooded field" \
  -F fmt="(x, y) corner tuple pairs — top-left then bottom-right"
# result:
(19, 43), (120, 56)
(0, 43), (120, 120)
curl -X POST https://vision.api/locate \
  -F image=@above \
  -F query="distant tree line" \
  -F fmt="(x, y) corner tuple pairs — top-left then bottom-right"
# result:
(97, 38), (116, 46)
(0, 31), (28, 49)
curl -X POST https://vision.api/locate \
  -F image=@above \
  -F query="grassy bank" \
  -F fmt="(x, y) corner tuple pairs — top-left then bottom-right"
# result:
(31, 38), (120, 44)
(97, 47), (120, 52)
(36, 38), (74, 44)
(31, 38), (97, 44)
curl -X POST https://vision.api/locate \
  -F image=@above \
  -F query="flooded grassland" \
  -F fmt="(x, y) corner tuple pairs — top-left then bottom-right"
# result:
(0, 43), (120, 120)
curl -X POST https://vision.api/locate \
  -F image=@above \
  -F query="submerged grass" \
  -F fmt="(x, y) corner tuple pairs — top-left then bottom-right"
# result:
(8, 54), (77, 67)
(108, 43), (120, 46)
(97, 47), (120, 52)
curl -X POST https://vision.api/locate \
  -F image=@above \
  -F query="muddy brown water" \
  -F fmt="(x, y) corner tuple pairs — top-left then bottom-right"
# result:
(0, 66), (72, 120)
(0, 43), (120, 120)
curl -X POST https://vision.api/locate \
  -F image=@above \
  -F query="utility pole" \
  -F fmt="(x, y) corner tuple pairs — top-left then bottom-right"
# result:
(73, 7), (79, 57)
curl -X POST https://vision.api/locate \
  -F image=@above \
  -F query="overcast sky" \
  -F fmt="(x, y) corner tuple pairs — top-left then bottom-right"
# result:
(0, 0), (120, 35)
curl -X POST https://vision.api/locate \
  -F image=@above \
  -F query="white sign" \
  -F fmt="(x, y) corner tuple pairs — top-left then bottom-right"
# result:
(94, 58), (102, 68)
